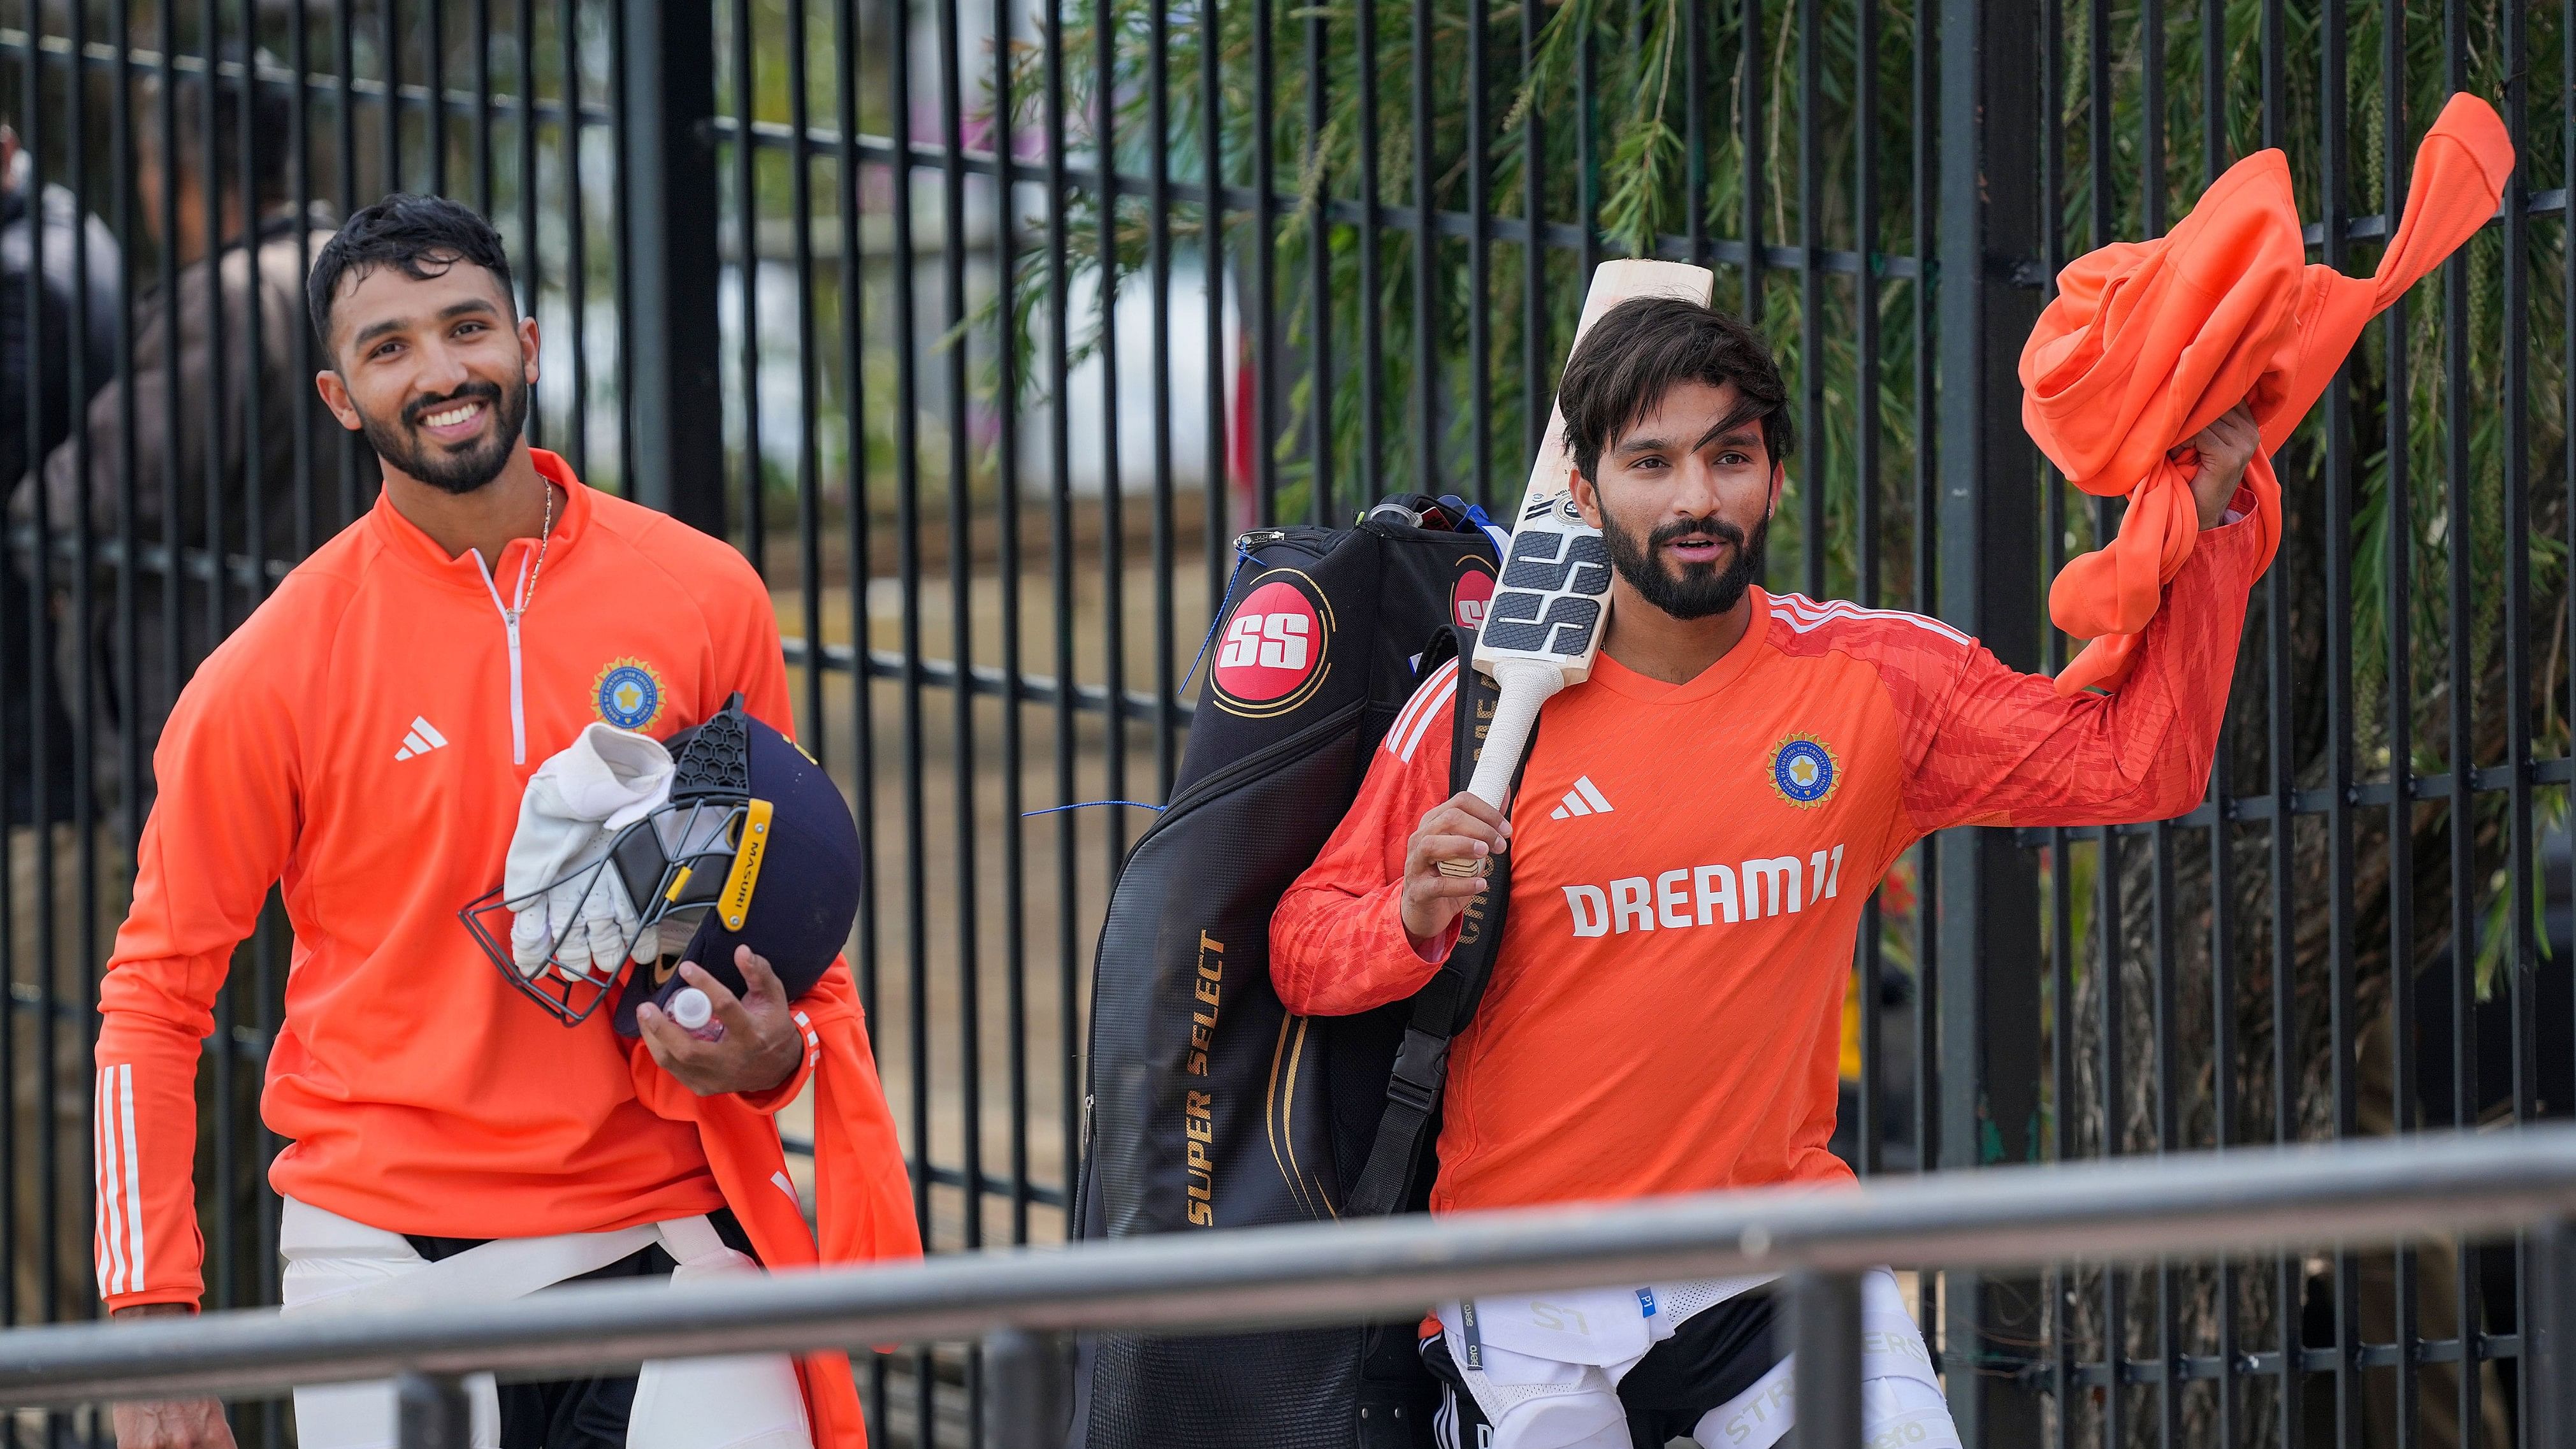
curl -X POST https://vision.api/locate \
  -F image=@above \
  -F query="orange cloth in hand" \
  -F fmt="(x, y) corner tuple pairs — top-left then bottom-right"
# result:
(2022, 92), (2514, 695)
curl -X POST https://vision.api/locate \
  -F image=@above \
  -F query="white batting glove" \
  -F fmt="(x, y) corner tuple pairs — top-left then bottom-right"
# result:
(505, 725), (677, 980)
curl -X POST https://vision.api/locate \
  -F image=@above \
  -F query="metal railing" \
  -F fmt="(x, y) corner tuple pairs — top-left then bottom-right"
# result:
(4, 1129), (2576, 1449)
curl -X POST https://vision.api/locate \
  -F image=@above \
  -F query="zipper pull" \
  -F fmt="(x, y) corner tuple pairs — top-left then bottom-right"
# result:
(1234, 528), (1288, 552)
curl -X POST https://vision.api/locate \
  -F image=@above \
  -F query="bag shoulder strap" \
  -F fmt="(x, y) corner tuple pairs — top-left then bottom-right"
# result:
(1343, 624), (1535, 1218)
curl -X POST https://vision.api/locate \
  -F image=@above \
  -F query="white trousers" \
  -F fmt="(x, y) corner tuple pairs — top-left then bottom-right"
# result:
(277, 1198), (813, 1449)
(1440, 1269), (1960, 1449)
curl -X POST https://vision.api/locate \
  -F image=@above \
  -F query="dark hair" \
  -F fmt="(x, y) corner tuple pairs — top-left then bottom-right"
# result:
(1556, 296), (1794, 482)
(308, 194), (516, 359)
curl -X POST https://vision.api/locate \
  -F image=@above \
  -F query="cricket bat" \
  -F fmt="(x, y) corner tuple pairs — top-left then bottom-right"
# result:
(1438, 259), (1716, 876)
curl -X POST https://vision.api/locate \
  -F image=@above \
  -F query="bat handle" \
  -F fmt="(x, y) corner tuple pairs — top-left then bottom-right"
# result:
(1434, 667), (1561, 878)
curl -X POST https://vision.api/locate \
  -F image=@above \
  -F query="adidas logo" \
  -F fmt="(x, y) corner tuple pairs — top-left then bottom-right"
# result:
(393, 716), (450, 761)
(1549, 775), (1615, 819)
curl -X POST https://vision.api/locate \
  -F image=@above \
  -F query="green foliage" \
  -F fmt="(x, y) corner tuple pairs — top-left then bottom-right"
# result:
(989, 0), (2566, 997)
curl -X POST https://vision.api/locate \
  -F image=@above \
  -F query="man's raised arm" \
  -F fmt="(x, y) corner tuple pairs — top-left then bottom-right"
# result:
(1898, 423), (2266, 839)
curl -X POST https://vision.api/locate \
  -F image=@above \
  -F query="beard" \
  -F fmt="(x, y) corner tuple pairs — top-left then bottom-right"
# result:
(1599, 501), (1769, 621)
(357, 374), (530, 496)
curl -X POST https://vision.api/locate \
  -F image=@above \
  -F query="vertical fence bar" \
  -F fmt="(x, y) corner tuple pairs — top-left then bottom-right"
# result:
(17, 0), (50, 1330)
(335, 0), (359, 518)
(1739, 0), (1763, 320)
(882, 0), (934, 1430)
(1853, 0), (1883, 1183)
(1519, 0), (1540, 468)
(1934, 1), (2045, 1445)
(428, 0), (447, 196)
(1355, 0), (1381, 491)
(1045, 0), (1084, 1266)
(1792, 1271), (1865, 1449)
(2037, 8), (2070, 1436)
(1250, 0), (1277, 526)
(2136, 1), (2185, 1438)
(382, 0), (402, 189)
(2535, 1220), (2576, 1449)
(1095, 0), (1130, 946)
(2317, 2), (2366, 1444)
(619, 0), (723, 535)
(728, 0), (759, 563)
(829, 10), (889, 1431)
(1409, 0), (1435, 496)
(1145, 0), (1173, 798)
(196, 0), (235, 1313)
(2381, 11), (2420, 1446)
(1196, 0), (1226, 618)
(1465, 0), (1489, 511)
(788, 0), (821, 751)
(2260, 2), (2300, 1434)
(992, 0), (1031, 1251)
(2201, 3), (2239, 1441)
(475, 0), (493, 215)
(1797, 0), (1822, 599)
(2500, 5), (2536, 1443)
(985, 1328), (1065, 1449)
(934, 0), (984, 1348)
(514, 0), (539, 451)
(2440, 6), (2483, 1443)
(558, 0), (586, 479)
(1302, 2), (1335, 523)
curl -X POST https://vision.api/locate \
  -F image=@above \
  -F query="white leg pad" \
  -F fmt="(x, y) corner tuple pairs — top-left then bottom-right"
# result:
(1440, 1325), (1635, 1449)
(626, 1232), (813, 1449)
(1690, 1271), (1961, 1449)
(279, 1203), (501, 1449)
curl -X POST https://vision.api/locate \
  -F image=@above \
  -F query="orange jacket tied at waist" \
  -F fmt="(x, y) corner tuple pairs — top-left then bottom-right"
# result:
(2022, 93), (2514, 695)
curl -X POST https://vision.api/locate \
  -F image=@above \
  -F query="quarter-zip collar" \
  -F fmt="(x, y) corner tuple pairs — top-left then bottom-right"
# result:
(366, 449), (593, 766)
(365, 446), (594, 591)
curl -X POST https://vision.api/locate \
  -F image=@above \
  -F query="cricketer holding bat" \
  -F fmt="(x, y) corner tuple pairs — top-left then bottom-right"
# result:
(1273, 296), (2262, 1449)
(94, 196), (913, 1449)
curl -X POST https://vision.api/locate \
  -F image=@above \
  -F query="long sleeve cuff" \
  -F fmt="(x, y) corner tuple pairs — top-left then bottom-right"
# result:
(732, 1005), (824, 1116)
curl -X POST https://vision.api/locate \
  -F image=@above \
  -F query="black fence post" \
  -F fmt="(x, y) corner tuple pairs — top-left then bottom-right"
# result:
(2534, 1222), (2576, 1449)
(1934, 0), (2046, 1443)
(619, 0), (727, 537)
(1790, 1271), (1864, 1449)
(985, 1328), (1066, 1449)
(394, 1372), (472, 1449)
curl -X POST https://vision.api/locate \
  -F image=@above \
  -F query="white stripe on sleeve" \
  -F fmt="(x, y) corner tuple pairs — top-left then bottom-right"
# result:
(1386, 659), (1461, 763)
(96, 1067), (127, 1297)
(116, 1063), (146, 1294)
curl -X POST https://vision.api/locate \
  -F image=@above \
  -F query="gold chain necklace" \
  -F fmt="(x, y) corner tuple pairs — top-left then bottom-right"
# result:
(509, 480), (555, 622)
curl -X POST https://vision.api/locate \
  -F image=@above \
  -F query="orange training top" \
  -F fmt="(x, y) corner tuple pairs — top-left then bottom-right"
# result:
(1273, 513), (2262, 1213)
(94, 451), (916, 1443)
(2025, 92), (2512, 695)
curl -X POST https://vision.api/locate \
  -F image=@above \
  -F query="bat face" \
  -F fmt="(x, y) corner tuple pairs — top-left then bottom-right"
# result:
(1472, 260), (1716, 688)
(1480, 494), (1612, 663)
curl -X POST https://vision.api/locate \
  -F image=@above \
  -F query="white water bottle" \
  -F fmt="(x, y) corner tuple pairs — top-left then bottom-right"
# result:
(668, 986), (726, 1043)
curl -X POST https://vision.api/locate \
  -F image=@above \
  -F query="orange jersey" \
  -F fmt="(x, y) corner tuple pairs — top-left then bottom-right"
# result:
(95, 451), (912, 1332)
(1273, 505), (2264, 1215)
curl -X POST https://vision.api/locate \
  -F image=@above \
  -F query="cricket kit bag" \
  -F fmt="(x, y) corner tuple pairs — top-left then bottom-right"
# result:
(1069, 501), (1511, 1449)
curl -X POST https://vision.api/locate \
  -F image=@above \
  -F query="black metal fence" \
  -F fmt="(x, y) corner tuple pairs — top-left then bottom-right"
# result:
(0, 1), (2566, 1447)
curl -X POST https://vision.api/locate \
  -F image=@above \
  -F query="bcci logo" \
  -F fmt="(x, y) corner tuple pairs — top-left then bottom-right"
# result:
(1209, 569), (1334, 719)
(593, 658), (667, 732)
(1769, 733), (1837, 808)
(1451, 558), (1495, 630)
